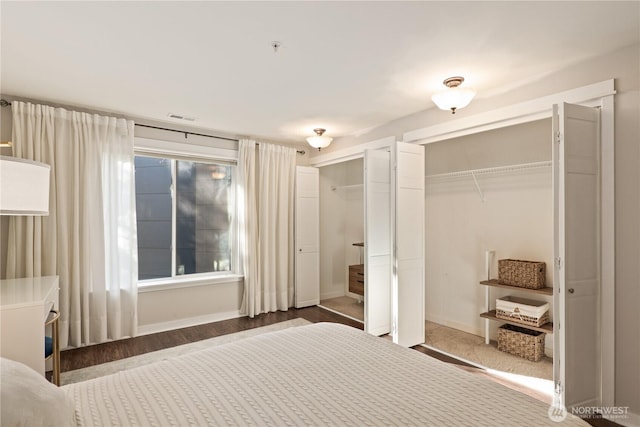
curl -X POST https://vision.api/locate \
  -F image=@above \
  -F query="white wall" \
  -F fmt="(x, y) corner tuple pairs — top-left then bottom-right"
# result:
(425, 119), (553, 350)
(318, 159), (364, 300)
(137, 279), (243, 334)
(313, 44), (640, 419)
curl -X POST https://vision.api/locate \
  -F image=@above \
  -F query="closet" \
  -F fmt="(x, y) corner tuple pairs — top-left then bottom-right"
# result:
(316, 142), (425, 347)
(423, 119), (555, 380)
(415, 100), (605, 409)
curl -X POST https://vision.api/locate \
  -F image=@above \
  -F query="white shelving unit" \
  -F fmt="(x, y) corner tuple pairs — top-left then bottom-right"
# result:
(426, 161), (552, 202)
(480, 251), (553, 344)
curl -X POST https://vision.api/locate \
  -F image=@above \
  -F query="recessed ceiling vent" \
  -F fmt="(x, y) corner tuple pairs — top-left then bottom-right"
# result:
(167, 113), (195, 122)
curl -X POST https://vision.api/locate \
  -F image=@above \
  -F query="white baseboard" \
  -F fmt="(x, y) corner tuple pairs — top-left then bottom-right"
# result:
(426, 313), (482, 336)
(345, 291), (364, 302)
(137, 310), (242, 336)
(320, 289), (345, 300)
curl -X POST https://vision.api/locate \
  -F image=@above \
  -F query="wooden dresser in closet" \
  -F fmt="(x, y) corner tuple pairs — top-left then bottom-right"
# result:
(348, 264), (365, 296)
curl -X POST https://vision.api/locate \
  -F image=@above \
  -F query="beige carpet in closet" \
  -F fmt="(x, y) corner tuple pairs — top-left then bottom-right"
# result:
(425, 321), (553, 381)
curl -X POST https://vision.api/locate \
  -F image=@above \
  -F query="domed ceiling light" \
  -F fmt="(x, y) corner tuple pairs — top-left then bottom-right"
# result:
(431, 76), (476, 114)
(306, 128), (332, 151)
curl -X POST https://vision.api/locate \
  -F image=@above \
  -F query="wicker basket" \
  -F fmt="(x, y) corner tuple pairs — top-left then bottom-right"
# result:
(497, 324), (545, 362)
(496, 296), (550, 327)
(498, 259), (546, 289)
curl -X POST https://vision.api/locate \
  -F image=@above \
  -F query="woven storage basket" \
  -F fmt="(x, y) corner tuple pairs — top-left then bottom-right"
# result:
(497, 324), (545, 362)
(498, 259), (546, 289)
(496, 296), (550, 327)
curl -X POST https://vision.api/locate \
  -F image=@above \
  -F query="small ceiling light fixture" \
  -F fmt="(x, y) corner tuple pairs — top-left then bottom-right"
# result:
(306, 128), (332, 151)
(209, 165), (227, 180)
(431, 76), (476, 114)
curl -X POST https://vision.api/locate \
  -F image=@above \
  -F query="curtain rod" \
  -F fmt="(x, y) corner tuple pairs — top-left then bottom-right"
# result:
(1, 102), (306, 154)
(135, 123), (239, 142)
(135, 123), (306, 155)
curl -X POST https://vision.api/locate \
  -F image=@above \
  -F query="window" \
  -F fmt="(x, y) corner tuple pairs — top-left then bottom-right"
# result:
(134, 155), (235, 281)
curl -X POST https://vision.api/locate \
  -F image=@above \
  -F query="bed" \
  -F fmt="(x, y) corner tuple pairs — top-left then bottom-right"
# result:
(2, 323), (587, 426)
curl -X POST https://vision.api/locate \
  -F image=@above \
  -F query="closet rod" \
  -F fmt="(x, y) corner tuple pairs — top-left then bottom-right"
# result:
(425, 160), (552, 180)
(0, 99), (11, 107)
(135, 123), (306, 155)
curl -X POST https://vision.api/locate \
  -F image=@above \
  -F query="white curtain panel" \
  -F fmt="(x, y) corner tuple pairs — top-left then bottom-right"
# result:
(258, 143), (296, 312)
(238, 141), (296, 317)
(237, 139), (259, 317)
(6, 101), (138, 348)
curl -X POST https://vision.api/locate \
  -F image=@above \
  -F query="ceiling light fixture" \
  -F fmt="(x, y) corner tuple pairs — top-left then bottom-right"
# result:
(431, 76), (476, 114)
(306, 128), (332, 151)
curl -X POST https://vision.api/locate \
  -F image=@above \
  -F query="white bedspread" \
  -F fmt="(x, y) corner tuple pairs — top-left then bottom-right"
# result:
(64, 323), (587, 426)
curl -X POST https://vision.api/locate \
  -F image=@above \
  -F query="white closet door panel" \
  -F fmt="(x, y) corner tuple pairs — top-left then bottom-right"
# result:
(295, 251), (320, 307)
(295, 166), (319, 308)
(397, 188), (424, 260)
(395, 258), (424, 346)
(565, 173), (598, 281)
(367, 190), (390, 256)
(297, 169), (319, 198)
(365, 149), (391, 336)
(566, 282), (599, 405)
(553, 102), (600, 409)
(296, 196), (319, 252)
(365, 255), (391, 336)
(392, 142), (425, 348)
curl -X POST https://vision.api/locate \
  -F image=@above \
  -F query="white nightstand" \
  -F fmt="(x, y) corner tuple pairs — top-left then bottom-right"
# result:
(0, 276), (60, 375)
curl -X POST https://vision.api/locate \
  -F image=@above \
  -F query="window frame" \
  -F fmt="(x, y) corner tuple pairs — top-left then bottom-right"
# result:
(134, 137), (240, 289)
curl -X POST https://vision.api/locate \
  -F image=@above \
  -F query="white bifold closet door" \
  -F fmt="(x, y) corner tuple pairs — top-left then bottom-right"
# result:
(392, 141), (425, 347)
(364, 149), (392, 336)
(294, 166), (319, 308)
(553, 102), (601, 409)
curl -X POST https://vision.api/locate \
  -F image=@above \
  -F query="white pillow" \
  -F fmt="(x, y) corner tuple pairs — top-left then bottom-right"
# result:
(0, 357), (76, 427)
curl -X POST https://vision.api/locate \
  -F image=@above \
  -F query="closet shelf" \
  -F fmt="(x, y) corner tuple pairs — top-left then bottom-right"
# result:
(331, 184), (363, 192)
(480, 310), (553, 333)
(331, 184), (364, 194)
(480, 279), (553, 296)
(425, 161), (552, 180)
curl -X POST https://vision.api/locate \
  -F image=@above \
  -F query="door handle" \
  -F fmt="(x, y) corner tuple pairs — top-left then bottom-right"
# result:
(568, 288), (575, 294)
(299, 248), (302, 252)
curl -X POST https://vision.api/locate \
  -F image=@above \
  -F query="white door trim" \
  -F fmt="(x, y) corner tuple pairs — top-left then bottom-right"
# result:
(599, 94), (615, 407)
(309, 136), (395, 167)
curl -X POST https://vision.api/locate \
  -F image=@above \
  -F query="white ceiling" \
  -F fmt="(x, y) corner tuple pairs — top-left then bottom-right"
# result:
(1, 1), (638, 144)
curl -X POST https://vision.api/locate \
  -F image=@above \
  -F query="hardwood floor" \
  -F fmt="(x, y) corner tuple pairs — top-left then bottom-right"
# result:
(60, 306), (618, 427)
(61, 306), (362, 372)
